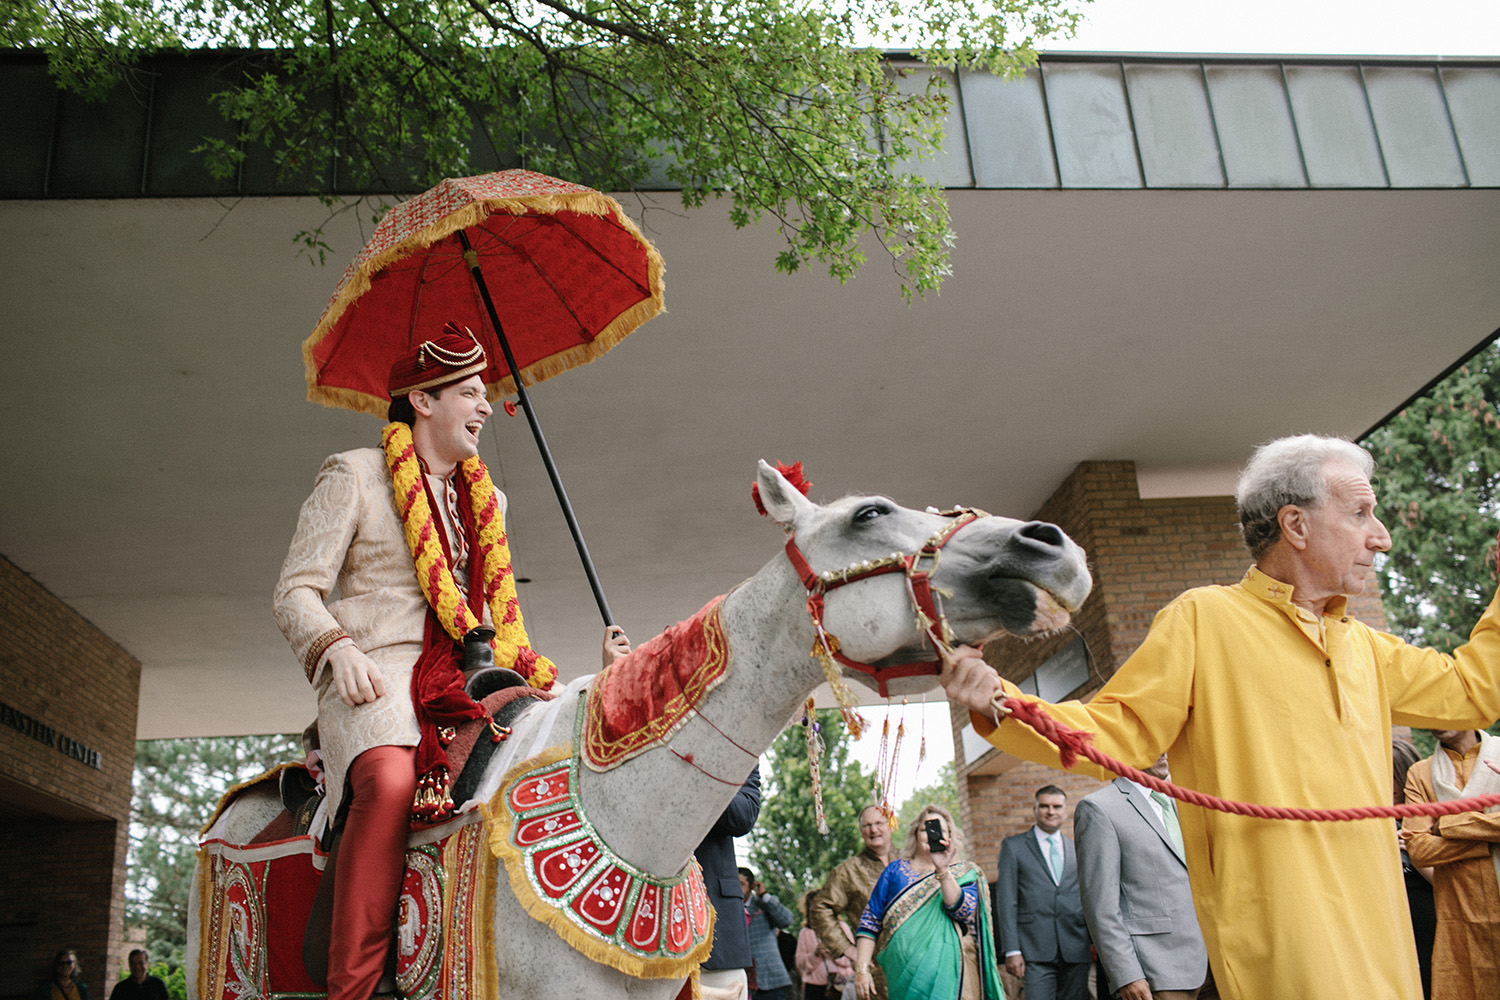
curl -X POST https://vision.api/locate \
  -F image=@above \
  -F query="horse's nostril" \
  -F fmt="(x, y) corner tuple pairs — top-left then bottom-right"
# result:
(1018, 521), (1066, 550)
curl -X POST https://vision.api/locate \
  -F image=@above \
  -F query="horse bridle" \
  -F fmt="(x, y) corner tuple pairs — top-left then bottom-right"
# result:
(783, 508), (987, 698)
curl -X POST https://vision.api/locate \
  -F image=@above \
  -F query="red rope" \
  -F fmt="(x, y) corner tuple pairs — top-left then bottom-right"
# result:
(1001, 696), (1500, 821)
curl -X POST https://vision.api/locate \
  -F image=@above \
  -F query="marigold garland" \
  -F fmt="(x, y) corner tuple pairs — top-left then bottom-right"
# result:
(382, 422), (556, 689)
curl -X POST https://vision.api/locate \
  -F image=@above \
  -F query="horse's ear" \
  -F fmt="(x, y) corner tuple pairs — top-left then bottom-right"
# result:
(755, 460), (814, 532)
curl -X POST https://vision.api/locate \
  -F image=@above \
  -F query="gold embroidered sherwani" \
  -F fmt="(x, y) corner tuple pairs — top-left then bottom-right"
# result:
(1403, 747), (1500, 1000)
(273, 448), (507, 816)
(811, 849), (888, 1000)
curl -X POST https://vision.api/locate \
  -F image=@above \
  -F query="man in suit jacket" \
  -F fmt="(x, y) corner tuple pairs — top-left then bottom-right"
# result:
(995, 785), (1092, 1000)
(694, 765), (762, 996)
(1075, 757), (1208, 1000)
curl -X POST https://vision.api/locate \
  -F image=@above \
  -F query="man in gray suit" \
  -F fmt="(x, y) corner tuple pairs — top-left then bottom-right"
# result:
(1075, 756), (1208, 1000)
(995, 785), (1092, 1000)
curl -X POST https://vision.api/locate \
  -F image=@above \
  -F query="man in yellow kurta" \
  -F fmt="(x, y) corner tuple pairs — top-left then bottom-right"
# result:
(938, 434), (1500, 999)
(1402, 729), (1500, 999)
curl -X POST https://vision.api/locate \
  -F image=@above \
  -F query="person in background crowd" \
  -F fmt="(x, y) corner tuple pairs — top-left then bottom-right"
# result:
(107, 951), (167, 1000)
(853, 805), (1000, 1000)
(810, 805), (891, 1000)
(35, 949), (87, 1000)
(796, 890), (853, 1000)
(741, 868), (797, 1000)
(1402, 728), (1500, 1000)
(941, 434), (1500, 999)
(695, 768), (762, 997)
(995, 786), (1091, 1000)
(1075, 755), (1208, 999)
(1393, 736), (1436, 999)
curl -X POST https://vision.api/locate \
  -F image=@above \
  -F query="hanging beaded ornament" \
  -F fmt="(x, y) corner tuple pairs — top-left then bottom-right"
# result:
(802, 698), (830, 836)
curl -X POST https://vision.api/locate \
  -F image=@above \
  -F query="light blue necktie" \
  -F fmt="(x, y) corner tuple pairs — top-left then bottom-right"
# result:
(1047, 835), (1062, 883)
(1151, 791), (1185, 855)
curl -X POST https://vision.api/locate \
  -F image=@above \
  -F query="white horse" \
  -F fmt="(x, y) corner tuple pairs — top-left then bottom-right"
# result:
(190, 462), (1091, 1000)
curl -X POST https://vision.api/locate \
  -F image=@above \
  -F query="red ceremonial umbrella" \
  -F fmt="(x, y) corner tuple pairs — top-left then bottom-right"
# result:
(303, 169), (667, 624)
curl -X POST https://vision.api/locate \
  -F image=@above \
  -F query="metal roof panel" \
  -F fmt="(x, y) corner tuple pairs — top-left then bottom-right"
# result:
(1124, 63), (1226, 188)
(1042, 61), (1143, 188)
(959, 68), (1059, 188)
(1203, 64), (1308, 188)
(1284, 65), (1388, 187)
(1363, 66), (1466, 188)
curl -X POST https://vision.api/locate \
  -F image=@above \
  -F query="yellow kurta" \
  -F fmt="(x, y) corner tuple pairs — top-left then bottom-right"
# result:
(973, 567), (1500, 1000)
(1402, 746), (1500, 999)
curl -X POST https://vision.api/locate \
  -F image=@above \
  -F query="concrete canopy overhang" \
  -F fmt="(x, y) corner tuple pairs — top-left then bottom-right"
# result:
(2, 56), (1498, 739)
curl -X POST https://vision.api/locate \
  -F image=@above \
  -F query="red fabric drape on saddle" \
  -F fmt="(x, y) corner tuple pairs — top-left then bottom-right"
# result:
(584, 598), (729, 770)
(408, 468), (489, 821)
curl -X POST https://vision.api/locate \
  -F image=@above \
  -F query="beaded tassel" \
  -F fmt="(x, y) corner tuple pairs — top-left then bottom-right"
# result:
(871, 700), (911, 823)
(803, 698), (830, 835)
(918, 691), (928, 766)
(811, 631), (866, 739)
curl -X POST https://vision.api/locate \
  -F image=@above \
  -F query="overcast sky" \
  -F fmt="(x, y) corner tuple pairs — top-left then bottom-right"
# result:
(1045, 0), (1500, 56)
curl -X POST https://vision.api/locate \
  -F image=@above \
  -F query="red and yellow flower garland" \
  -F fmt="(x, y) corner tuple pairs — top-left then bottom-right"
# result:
(382, 422), (556, 690)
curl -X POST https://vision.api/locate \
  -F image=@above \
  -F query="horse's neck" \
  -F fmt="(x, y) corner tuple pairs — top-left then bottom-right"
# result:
(575, 557), (820, 875)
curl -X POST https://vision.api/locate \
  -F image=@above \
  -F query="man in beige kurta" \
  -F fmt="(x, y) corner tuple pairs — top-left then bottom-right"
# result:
(811, 805), (891, 1000)
(938, 434), (1500, 1000)
(275, 328), (625, 1000)
(275, 331), (500, 1000)
(1402, 729), (1500, 1000)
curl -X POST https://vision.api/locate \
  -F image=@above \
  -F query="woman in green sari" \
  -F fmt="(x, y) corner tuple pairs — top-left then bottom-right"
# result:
(852, 806), (1003, 1000)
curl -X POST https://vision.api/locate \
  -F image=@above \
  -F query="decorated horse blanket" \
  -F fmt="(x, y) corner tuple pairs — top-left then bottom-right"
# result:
(196, 793), (496, 1000)
(196, 693), (713, 1000)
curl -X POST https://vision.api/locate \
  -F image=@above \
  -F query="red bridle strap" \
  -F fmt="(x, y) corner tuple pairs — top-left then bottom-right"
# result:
(786, 510), (983, 697)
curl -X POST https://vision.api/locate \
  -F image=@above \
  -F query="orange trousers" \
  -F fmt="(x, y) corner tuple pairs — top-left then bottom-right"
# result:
(328, 745), (416, 1000)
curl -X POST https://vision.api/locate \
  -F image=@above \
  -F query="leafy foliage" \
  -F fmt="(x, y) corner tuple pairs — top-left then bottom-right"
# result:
(127, 735), (303, 966)
(749, 710), (879, 924)
(1361, 341), (1500, 655)
(5, 0), (1086, 297)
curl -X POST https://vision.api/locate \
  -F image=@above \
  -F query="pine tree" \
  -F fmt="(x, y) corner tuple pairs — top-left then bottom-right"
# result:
(1362, 340), (1500, 654)
(127, 735), (303, 965)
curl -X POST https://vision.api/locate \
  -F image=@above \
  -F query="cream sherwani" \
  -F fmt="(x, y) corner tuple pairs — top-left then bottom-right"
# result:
(973, 567), (1500, 1000)
(273, 447), (506, 816)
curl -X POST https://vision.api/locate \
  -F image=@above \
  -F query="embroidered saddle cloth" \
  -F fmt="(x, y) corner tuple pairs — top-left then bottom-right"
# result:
(196, 807), (496, 1000)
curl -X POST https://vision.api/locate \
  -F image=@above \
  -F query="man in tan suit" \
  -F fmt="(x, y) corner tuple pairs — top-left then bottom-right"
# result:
(810, 805), (891, 1000)
(275, 325), (624, 1000)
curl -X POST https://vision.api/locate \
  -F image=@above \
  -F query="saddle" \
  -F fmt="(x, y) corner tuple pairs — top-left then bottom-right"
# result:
(298, 673), (550, 987)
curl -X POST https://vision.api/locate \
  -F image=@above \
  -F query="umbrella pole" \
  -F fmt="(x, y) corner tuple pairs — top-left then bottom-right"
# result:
(458, 231), (615, 628)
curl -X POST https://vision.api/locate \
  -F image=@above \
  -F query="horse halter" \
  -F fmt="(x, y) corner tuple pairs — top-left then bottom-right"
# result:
(783, 508), (986, 698)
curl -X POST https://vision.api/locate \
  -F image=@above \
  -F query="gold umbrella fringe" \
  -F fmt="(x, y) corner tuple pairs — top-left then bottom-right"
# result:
(303, 188), (666, 417)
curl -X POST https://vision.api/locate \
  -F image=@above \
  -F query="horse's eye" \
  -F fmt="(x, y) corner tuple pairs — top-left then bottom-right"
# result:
(853, 504), (886, 524)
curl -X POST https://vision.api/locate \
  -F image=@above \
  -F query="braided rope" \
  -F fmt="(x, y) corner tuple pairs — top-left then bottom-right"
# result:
(1000, 696), (1500, 820)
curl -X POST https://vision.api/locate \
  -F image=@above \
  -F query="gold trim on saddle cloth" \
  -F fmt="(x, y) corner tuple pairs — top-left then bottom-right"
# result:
(195, 808), (497, 1000)
(486, 699), (714, 979)
(583, 597), (730, 772)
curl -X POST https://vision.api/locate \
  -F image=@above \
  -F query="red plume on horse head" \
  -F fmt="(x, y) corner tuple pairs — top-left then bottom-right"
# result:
(752, 461), (813, 516)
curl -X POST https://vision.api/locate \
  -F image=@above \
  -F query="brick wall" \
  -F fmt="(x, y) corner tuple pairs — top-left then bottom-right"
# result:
(0, 556), (139, 994)
(955, 460), (1389, 869)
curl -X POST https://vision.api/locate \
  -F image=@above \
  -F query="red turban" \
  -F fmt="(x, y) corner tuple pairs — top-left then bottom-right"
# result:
(387, 323), (488, 398)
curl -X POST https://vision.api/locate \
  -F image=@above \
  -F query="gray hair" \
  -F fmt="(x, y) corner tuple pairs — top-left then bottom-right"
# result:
(1235, 435), (1374, 560)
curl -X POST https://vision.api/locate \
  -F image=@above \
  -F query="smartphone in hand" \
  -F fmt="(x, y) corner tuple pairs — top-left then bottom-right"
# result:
(924, 817), (945, 854)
